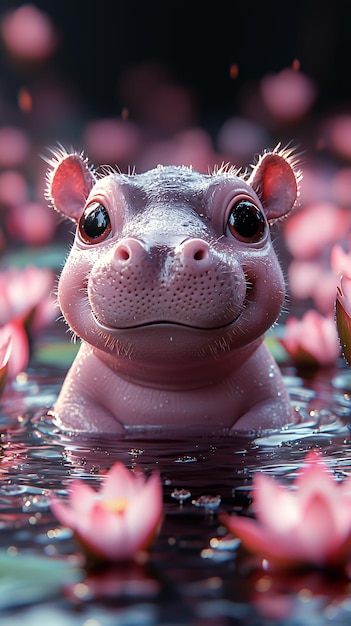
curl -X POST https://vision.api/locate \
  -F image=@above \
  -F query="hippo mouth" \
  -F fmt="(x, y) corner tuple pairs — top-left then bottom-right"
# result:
(92, 311), (243, 333)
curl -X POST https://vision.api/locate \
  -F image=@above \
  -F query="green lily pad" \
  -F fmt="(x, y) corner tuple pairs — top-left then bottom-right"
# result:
(264, 333), (287, 363)
(0, 550), (82, 609)
(34, 340), (79, 368)
(0, 245), (67, 270)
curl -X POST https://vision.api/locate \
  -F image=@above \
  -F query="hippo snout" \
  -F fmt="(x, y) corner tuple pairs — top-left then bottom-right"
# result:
(88, 236), (247, 330)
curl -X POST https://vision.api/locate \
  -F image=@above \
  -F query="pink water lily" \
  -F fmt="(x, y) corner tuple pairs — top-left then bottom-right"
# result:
(0, 332), (11, 393)
(0, 319), (29, 382)
(50, 463), (163, 565)
(284, 202), (350, 261)
(331, 244), (351, 279)
(336, 275), (351, 366)
(221, 452), (351, 570)
(279, 309), (340, 367)
(0, 265), (55, 328)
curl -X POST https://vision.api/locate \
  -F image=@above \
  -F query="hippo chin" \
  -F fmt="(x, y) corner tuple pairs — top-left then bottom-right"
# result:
(46, 147), (299, 434)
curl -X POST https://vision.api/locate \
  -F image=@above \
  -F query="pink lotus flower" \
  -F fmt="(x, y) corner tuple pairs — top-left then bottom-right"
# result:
(260, 67), (317, 122)
(0, 265), (55, 329)
(323, 114), (351, 160)
(6, 201), (58, 246)
(0, 331), (11, 393)
(1, 5), (57, 63)
(0, 127), (30, 169)
(288, 260), (338, 315)
(221, 452), (351, 570)
(331, 244), (351, 279)
(279, 309), (340, 367)
(284, 202), (350, 261)
(336, 275), (351, 366)
(50, 463), (163, 565)
(0, 320), (29, 381)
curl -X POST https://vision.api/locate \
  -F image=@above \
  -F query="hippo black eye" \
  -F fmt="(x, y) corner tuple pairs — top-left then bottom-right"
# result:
(78, 202), (112, 244)
(226, 200), (266, 243)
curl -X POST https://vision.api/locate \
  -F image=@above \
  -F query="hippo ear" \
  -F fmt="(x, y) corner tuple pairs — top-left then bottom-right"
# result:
(248, 149), (299, 221)
(45, 148), (96, 221)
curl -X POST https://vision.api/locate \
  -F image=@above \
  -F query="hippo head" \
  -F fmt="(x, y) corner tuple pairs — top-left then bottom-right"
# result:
(46, 148), (298, 385)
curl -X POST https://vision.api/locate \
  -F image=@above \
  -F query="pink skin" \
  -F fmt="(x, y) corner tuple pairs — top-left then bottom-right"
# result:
(47, 148), (298, 434)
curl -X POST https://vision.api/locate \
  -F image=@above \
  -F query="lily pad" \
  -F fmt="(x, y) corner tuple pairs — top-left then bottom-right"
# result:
(34, 340), (79, 367)
(0, 245), (66, 270)
(0, 550), (82, 609)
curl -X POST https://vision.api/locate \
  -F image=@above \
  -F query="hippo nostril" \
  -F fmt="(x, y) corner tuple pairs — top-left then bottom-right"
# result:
(115, 245), (131, 262)
(113, 238), (148, 264)
(179, 239), (210, 265)
(193, 248), (207, 261)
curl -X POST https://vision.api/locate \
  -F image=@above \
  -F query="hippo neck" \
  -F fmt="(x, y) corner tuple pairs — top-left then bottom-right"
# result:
(92, 338), (263, 391)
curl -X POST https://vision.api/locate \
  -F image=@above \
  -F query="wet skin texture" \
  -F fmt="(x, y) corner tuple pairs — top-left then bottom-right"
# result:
(46, 148), (298, 434)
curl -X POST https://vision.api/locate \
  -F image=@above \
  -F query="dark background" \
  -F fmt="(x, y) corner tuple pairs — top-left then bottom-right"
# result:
(44, 0), (351, 115)
(0, 0), (350, 124)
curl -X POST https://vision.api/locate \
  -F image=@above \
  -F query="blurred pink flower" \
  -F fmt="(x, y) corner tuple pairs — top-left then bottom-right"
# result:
(216, 116), (270, 167)
(284, 203), (350, 260)
(323, 114), (351, 161)
(139, 128), (215, 173)
(1, 4), (57, 63)
(0, 319), (29, 381)
(0, 266), (54, 391)
(83, 118), (140, 166)
(287, 260), (338, 315)
(0, 266), (54, 328)
(0, 331), (11, 393)
(297, 164), (334, 206)
(221, 452), (351, 570)
(0, 127), (30, 169)
(260, 68), (317, 121)
(279, 309), (340, 367)
(332, 167), (351, 208)
(336, 275), (351, 367)
(50, 463), (163, 565)
(331, 245), (351, 279)
(0, 171), (27, 208)
(6, 201), (58, 245)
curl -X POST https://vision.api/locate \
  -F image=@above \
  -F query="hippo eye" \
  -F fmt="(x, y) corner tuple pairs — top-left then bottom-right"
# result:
(226, 200), (266, 243)
(78, 202), (112, 244)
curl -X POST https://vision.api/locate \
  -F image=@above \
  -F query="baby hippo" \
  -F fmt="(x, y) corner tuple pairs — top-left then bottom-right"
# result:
(47, 147), (298, 434)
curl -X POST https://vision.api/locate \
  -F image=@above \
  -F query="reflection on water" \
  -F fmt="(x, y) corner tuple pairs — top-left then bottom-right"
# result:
(1, 361), (351, 624)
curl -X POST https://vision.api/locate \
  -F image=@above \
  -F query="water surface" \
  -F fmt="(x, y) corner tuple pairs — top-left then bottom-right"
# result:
(1, 357), (351, 625)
